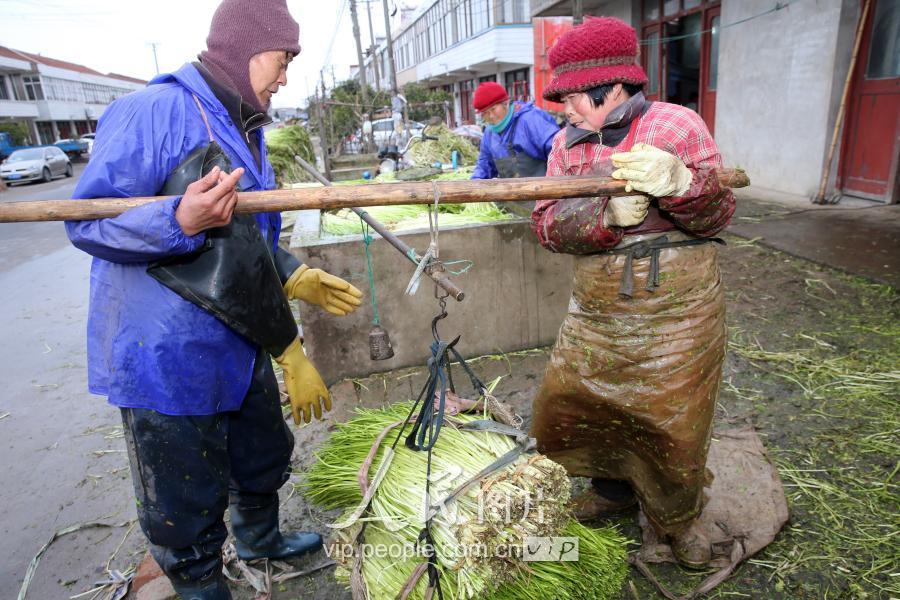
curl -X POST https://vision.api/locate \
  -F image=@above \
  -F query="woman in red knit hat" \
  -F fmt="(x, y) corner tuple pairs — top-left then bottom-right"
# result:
(529, 16), (735, 569)
(470, 81), (560, 203)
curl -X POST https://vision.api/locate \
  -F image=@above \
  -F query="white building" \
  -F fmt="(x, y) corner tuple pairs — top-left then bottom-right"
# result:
(0, 46), (145, 145)
(361, 0), (534, 125)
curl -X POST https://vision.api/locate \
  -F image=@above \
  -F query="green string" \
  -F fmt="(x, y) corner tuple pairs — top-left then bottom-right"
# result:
(442, 259), (474, 276)
(359, 218), (381, 326)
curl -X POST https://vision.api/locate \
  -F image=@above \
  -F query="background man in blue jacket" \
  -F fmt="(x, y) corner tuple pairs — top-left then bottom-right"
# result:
(470, 81), (560, 181)
(65, 1), (361, 598)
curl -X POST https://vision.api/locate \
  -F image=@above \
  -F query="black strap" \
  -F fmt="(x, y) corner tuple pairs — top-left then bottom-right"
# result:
(600, 235), (725, 298)
(389, 329), (495, 600)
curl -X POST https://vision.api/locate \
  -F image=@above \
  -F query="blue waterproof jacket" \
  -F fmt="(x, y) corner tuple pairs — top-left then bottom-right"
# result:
(66, 63), (280, 416)
(471, 102), (559, 180)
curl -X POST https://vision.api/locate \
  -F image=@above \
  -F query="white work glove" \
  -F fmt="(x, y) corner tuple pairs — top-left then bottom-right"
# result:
(610, 142), (693, 198)
(603, 195), (651, 228)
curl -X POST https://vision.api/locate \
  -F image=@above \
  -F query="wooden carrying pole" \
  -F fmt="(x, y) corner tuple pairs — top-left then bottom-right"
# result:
(0, 169), (749, 223)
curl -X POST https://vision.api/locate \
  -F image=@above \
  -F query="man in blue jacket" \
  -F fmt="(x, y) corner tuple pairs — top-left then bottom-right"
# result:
(65, 2), (361, 598)
(470, 81), (560, 181)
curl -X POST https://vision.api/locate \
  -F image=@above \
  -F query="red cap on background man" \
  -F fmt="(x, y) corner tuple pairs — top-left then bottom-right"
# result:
(472, 81), (509, 113)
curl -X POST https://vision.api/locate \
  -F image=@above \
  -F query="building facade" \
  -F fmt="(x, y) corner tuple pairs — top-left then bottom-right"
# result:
(361, 0), (535, 126)
(530, 0), (899, 204)
(0, 46), (145, 146)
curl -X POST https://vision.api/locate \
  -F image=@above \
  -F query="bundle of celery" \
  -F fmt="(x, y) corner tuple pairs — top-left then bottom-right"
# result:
(320, 201), (514, 236)
(303, 402), (627, 600)
(264, 125), (316, 186)
(406, 123), (480, 167)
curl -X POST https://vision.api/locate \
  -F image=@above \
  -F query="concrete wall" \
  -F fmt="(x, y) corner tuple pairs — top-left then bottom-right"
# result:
(285, 220), (574, 384)
(715, 0), (859, 198)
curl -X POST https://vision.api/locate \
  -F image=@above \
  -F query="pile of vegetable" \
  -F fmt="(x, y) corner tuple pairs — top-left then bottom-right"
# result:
(321, 166), (517, 235)
(302, 401), (628, 600)
(264, 125), (316, 186)
(406, 123), (480, 167)
(321, 202), (514, 236)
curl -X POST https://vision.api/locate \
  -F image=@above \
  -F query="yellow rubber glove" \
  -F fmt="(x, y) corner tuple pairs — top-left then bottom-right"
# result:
(603, 195), (651, 228)
(610, 142), (693, 198)
(274, 336), (331, 424)
(284, 265), (363, 316)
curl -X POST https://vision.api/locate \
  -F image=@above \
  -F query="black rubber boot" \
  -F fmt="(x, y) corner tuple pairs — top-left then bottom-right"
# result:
(230, 497), (323, 561)
(170, 573), (232, 600)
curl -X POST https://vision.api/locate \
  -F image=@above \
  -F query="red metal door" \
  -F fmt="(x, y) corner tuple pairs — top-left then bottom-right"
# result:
(839, 0), (900, 202)
(700, 5), (720, 133)
(532, 17), (573, 112)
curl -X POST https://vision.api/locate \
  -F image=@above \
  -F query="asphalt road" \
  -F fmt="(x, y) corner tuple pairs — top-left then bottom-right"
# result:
(0, 163), (144, 599)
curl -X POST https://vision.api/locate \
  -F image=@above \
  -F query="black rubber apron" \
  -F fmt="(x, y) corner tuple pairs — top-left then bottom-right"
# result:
(147, 95), (297, 357)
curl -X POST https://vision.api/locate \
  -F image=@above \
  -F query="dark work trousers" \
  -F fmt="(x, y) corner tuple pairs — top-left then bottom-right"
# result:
(121, 349), (294, 584)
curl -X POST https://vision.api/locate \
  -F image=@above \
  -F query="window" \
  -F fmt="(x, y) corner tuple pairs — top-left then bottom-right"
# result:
(866, 0), (900, 79)
(44, 77), (85, 102)
(498, 0), (527, 24)
(709, 16), (719, 90)
(645, 31), (660, 94)
(0, 75), (8, 100)
(504, 68), (530, 101)
(23, 75), (43, 101)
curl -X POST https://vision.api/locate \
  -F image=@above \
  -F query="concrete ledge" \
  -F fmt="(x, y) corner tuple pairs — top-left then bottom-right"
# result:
(285, 220), (574, 384)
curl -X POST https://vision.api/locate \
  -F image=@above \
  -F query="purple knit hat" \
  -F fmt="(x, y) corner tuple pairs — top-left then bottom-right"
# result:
(199, 0), (301, 112)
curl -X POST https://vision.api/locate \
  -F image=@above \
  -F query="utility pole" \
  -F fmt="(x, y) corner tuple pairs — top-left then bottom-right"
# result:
(573, 0), (583, 25)
(380, 0), (398, 93)
(349, 0), (370, 106)
(351, 0), (375, 153)
(316, 76), (331, 180)
(365, 0), (381, 91)
(148, 42), (160, 75)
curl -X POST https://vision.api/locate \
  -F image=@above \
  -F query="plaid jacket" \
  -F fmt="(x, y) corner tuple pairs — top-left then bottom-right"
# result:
(531, 101), (735, 253)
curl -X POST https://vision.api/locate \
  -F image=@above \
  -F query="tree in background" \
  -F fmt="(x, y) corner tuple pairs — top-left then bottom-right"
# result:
(308, 80), (453, 155)
(402, 83), (452, 123)
(0, 122), (32, 146)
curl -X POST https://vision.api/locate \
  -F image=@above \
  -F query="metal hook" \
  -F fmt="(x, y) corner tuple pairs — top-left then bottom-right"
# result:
(431, 303), (448, 342)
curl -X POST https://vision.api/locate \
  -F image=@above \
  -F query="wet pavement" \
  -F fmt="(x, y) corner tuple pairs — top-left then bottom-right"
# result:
(0, 164), (144, 599)
(728, 189), (900, 289)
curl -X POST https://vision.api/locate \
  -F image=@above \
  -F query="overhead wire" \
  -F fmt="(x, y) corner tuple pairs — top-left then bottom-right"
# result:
(320, 0), (349, 90)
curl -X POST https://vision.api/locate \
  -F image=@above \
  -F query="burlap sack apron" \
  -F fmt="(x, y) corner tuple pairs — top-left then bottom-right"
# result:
(530, 119), (726, 535)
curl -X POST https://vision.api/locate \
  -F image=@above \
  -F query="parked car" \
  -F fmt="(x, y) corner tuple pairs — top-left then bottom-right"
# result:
(370, 118), (425, 147)
(0, 146), (72, 184)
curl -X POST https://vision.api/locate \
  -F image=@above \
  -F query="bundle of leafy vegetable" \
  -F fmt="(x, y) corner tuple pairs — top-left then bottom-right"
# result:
(302, 401), (627, 600)
(406, 123), (480, 167)
(264, 125), (316, 186)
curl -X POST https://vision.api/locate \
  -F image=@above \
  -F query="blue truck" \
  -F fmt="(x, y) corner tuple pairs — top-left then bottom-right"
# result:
(0, 131), (89, 161)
